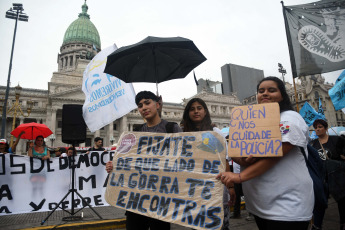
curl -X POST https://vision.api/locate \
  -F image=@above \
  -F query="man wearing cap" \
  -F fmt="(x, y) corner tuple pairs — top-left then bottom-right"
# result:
(0, 139), (10, 154)
(0, 131), (25, 154)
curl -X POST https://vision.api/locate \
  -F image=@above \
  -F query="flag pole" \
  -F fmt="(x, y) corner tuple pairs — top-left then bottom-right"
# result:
(281, 1), (300, 111)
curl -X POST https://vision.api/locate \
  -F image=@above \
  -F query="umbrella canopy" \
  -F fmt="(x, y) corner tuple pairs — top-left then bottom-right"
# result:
(104, 36), (206, 88)
(328, 126), (345, 136)
(11, 122), (53, 140)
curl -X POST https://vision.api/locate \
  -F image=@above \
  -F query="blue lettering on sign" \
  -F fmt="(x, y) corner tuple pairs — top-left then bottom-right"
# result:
(136, 136), (194, 157)
(181, 200), (197, 224)
(88, 86), (125, 113)
(202, 160), (220, 174)
(231, 105), (266, 121)
(231, 130), (271, 140)
(231, 140), (282, 156)
(89, 79), (122, 102)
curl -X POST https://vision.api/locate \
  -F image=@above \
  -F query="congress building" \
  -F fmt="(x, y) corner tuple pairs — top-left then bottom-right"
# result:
(0, 2), (242, 155)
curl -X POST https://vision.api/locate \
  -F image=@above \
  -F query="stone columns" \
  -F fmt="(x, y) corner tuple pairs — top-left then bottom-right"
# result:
(119, 116), (127, 134)
(107, 122), (114, 146)
(50, 108), (57, 135)
(94, 130), (100, 139)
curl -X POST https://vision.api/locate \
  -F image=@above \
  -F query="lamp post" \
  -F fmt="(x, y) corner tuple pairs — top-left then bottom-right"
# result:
(278, 63), (287, 84)
(5, 84), (33, 147)
(49, 134), (56, 147)
(1, 3), (29, 139)
(110, 136), (115, 146)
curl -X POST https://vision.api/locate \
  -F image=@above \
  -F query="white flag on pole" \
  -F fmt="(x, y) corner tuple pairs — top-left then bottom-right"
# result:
(82, 44), (137, 132)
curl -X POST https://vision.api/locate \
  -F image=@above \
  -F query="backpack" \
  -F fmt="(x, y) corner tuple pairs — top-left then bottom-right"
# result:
(300, 145), (328, 211)
(134, 122), (177, 133)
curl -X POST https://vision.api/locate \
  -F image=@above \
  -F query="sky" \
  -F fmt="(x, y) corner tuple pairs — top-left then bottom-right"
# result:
(0, 0), (343, 103)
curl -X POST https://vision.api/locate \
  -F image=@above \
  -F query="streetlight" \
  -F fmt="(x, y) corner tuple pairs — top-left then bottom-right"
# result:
(278, 63), (287, 83)
(110, 136), (115, 145)
(4, 84), (33, 147)
(1, 3), (29, 139)
(49, 134), (56, 147)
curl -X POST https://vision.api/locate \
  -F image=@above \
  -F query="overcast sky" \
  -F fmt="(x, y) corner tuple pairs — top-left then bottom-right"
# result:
(0, 0), (343, 103)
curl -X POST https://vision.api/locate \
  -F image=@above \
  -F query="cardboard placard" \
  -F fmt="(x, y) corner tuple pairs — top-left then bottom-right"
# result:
(228, 103), (283, 157)
(105, 131), (227, 230)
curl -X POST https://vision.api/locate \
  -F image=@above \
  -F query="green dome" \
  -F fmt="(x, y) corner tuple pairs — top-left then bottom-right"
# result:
(62, 1), (101, 49)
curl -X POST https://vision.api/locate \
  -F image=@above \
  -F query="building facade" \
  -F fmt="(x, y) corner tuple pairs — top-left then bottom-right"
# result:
(0, 2), (241, 154)
(221, 63), (264, 102)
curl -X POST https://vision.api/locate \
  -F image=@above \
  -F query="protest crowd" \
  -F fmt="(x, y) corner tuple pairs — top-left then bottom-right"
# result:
(2, 80), (345, 230)
(1, 1), (345, 230)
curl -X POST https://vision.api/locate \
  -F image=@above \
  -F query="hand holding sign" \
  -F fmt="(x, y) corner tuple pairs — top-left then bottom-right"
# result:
(228, 103), (283, 158)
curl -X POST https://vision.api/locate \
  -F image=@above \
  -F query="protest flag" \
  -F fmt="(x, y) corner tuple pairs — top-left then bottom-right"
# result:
(318, 97), (325, 119)
(82, 44), (137, 132)
(299, 102), (325, 126)
(329, 71), (345, 111)
(281, 1), (345, 78)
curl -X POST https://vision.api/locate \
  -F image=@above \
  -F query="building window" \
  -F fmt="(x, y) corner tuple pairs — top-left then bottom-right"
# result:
(58, 120), (62, 128)
(113, 124), (117, 130)
(70, 56), (73, 66)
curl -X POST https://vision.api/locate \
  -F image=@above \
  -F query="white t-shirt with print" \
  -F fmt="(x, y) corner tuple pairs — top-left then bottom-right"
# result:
(242, 110), (314, 221)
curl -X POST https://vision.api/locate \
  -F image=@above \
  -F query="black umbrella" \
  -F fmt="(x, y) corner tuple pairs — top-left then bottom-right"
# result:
(104, 36), (206, 94)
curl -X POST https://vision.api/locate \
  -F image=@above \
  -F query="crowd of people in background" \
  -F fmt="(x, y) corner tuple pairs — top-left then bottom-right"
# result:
(1, 77), (345, 230)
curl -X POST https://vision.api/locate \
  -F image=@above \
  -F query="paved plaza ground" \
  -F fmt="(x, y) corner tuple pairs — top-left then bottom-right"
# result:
(0, 198), (340, 230)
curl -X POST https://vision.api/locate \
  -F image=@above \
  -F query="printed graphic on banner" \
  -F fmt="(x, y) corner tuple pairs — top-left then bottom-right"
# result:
(82, 44), (137, 132)
(228, 103), (282, 157)
(329, 71), (345, 111)
(283, 2), (345, 77)
(105, 131), (226, 230)
(0, 152), (114, 215)
(299, 102), (325, 126)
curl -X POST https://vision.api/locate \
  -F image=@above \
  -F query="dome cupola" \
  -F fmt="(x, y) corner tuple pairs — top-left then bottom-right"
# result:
(62, 1), (101, 49)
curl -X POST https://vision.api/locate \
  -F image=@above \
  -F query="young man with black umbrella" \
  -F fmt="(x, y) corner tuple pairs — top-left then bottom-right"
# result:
(106, 91), (181, 230)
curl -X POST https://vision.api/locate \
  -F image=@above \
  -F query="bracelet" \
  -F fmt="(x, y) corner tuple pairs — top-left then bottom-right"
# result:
(238, 173), (242, 183)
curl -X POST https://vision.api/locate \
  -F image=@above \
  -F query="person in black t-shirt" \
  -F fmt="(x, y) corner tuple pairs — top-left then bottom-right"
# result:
(310, 119), (345, 230)
(86, 137), (105, 154)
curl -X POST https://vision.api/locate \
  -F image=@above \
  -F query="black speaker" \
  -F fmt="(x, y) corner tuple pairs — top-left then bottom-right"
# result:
(62, 104), (86, 144)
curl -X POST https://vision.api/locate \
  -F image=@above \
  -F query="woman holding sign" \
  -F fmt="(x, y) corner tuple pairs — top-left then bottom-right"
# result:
(217, 77), (313, 230)
(183, 98), (234, 230)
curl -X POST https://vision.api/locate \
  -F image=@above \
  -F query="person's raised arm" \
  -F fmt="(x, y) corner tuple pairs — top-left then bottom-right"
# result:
(11, 131), (25, 153)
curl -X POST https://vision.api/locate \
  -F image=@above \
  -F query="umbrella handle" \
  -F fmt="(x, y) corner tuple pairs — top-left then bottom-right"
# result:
(152, 45), (159, 96)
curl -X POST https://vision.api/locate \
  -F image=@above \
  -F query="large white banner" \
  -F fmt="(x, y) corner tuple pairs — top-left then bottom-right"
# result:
(82, 44), (137, 132)
(0, 152), (113, 215)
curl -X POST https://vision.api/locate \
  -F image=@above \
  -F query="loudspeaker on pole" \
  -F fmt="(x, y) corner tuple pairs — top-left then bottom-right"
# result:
(62, 104), (86, 144)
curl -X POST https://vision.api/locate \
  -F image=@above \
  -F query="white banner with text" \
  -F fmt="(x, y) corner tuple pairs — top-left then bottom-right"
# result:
(0, 151), (114, 215)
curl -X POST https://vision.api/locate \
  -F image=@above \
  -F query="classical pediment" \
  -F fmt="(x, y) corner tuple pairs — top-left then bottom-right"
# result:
(49, 87), (85, 101)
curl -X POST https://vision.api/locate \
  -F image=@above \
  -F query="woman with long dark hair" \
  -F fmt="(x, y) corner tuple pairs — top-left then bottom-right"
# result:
(218, 77), (313, 230)
(28, 135), (50, 160)
(182, 98), (213, 132)
(183, 97), (233, 230)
